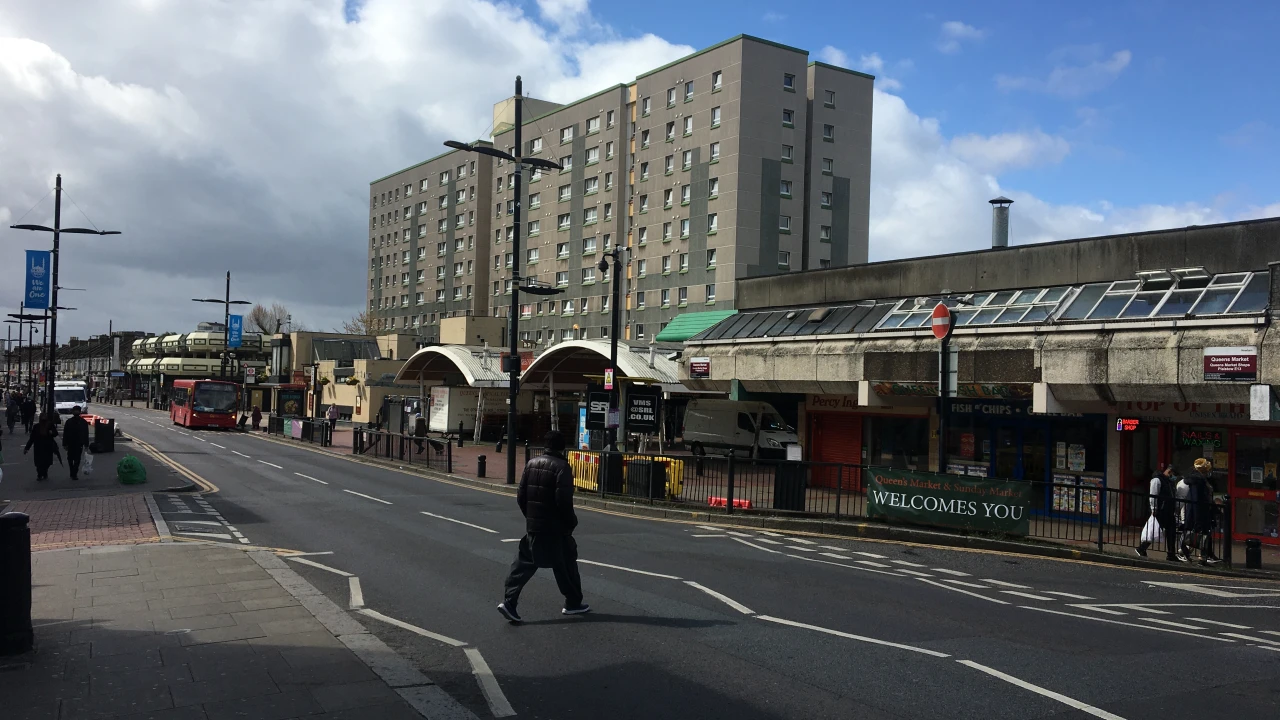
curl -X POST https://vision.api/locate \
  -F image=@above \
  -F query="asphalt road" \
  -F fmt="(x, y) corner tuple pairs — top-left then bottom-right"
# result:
(106, 407), (1280, 720)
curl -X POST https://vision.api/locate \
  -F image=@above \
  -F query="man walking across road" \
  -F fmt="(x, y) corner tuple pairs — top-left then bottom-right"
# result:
(62, 406), (91, 481)
(498, 430), (589, 623)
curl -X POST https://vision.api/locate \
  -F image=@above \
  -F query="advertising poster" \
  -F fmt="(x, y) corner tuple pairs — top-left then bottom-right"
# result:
(867, 468), (1032, 535)
(1052, 474), (1078, 513)
(1067, 444), (1086, 472)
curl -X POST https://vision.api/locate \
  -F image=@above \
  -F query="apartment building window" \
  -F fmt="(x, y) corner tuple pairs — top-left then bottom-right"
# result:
(604, 203), (612, 220)
(665, 122), (675, 141)
(584, 176), (599, 195)
(584, 207), (598, 224)
(586, 146), (599, 164)
(404, 294), (412, 307)
(530, 137), (543, 154)
(663, 189), (673, 208)
(438, 195), (448, 209)
(560, 126), (574, 143)
(710, 142), (720, 161)
(711, 70), (722, 91)
(639, 161), (650, 180)
(440, 170), (450, 184)
(681, 151), (692, 170)
(782, 72), (796, 90)
(661, 289), (670, 307)
(782, 109), (794, 126)
(455, 213), (465, 228)
(415, 292), (425, 305)
(660, 155), (671, 175)
(581, 267), (596, 284)
(436, 289), (446, 302)
(705, 284), (717, 303)
(453, 262), (463, 276)
(780, 180), (792, 197)
(603, 233), (612, 250)
(821, 191), (832, 208)
(493, 281), (500, 295)
(587, 116), (600, 134)
(637, 227), (648, 244)
(684, 81), (694, 100)
(559, 184), (572, 202)
(452, 287), (462, 301)
(779, 251), (791, 268)
(402, 250), (410, 264)
(708, 213), (718, 232)
(506, 227), (514, 242)
(437, 266), (446, 279)
(683, 116), (693, 135)
(605, 141), (614, 159)
(681, 185), (691, 203)
(557, 242), (569, 258)
(467, 259), (474, 275)
(779, 215), (791, 232)
(662, 255), (672, 274)
(454, 189), (465, 204)
(418, 201), (428, 215)
(822, 158), (834, 174)
(602, 294), (610, 311)
(529, 192), (541, 209)
(522, 247), (538, 265)
(558, 213), (571, 230)
(636, 290), (646, 309)
(708, 177), (720, 197)
(711, 106), (721, 127)
(584, 237), (597, 254)
(560, 155), (572, 170)
(636, 258), (648, 277)
(401, 270), (409, 284)
(823, 89), (836, 107)
(563, 299), (575, 315)
(604, 172), (613, 190)
(666, 87), (676, 106)
(405, 183), (413, 197)
(494, 254), (501, 269)
(635, 323), (646, 339)
(662, 221), (672, 240)
(496, 177), (503, 192)
(641, 129), (650, 148)
(417, 247), (426, 260)
(505, 252), (513, 267)
(468, 210), (474, 226)
(639, 195), (649, 212)
(680, 219), (690, 238)
(521, 304), (533, 318)
(641, 97), (651, 116)
(820, 225), (831, 241)
(457, 164), (467, 179)
(420, 179), (429, 192)
(556, 271), (568, 287)
(437, 219), (447, 233)
(823, 124), (835, 141)
(606, 110), (615, 127)
(706, 248), (717, 267)
(504, 279), (513, 294)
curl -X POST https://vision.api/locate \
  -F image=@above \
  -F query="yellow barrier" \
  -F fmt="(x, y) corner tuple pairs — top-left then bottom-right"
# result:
(566, 451), (684, 499)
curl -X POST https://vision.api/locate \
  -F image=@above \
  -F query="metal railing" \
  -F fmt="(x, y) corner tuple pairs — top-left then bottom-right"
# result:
(266, 416), (334, 447)
(352, 427), (452, 473)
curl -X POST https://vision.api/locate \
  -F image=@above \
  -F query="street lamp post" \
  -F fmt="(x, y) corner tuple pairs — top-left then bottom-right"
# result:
(445, 76), (564, 485)
(192, 271), (251, 379)
(11, 174), (120, 419)
(7, 309), (46, 400)
(597, 249), (623, 450)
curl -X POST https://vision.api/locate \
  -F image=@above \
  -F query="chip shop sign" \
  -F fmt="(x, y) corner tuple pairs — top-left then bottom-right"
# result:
(1204, 346), (1258, 382)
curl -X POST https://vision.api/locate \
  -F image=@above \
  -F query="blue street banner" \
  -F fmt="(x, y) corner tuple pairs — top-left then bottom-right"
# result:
(227, 314), (243, 348)
(25, 250), (51, 309)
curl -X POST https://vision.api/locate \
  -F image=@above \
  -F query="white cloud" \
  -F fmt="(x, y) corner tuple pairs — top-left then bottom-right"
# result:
(938, 20), (984, 54)
(536, 0), (590, 34)
(1220, 120), (1270, 148)
(949, 130), (1070, 174)
(817, 46), (849, 68)
(997, 49), (1131, 98)
(762, 11), (786, 23)
(856, 53), (902, 90)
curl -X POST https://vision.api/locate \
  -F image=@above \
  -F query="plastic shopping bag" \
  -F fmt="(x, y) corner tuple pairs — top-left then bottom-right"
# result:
(1140, 514), (1163, 545)
(82, 451), (95, 476)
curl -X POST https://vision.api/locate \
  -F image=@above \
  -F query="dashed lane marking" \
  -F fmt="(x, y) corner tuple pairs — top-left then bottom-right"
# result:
(754, 538), (783, 545)
(1067, 605), (1128, 616)
(892, 560), (926, 568)
(258, 461), (284, 469)
(786, 553), (907, 578)
(684, 581), (754, 615)
(295, 473), (328, 485)
(930, 568), (971, 576)
(1043, 591), (1094, 600)
(758, 615), (951, 658)
(732, 537), (782, 554)
(855, 560), (891, 568)
(579, 559), (682, 580)
(1000, 591), (1056, 601)
(982, 579), (1033, 589)
(232, 451), (251, 458)
(211, 443), (226, 449)
(786, 546), (817, 553)
(785, 537), (817, 545)
(1020, 606), (1235, 643)
(1137, 618), (1209, 631)
(358, 609), (467, 647)
(500, 538), (521, 543)
(850, 551), (887, 559)
(342, 489), (392, 505)
(692, 534), (727, 538)
(725, 531), (753, 538)
(919, 578), (1009, 604)
(819, 553), (852, 560)
(957, 660), (1125, 720)
(1188, 618), (1251, 629)
(1221, 632), (1280, 646)
(286, 556), (353, 577)
(938, 579), (991, 589)
(1109, 604), (1171, 615)
(696, 525), (721, 531)
(420, 510), (497, 533)
(758, 531), (784, 537)
(894, 569), (935, 578)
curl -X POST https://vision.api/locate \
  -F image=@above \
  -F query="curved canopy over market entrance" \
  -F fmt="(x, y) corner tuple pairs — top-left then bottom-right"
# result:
(395, 345), (509, 388)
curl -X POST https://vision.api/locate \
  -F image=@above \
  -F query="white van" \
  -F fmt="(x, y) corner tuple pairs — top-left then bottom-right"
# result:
(54, 380), (90, 415)
(682, 399), (798, 458)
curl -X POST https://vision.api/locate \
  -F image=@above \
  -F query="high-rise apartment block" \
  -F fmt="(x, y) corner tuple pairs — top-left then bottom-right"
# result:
(367, 35), (873, 343)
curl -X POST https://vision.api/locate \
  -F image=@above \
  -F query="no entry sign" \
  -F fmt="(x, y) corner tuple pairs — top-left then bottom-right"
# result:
(931, 303), (953, 340)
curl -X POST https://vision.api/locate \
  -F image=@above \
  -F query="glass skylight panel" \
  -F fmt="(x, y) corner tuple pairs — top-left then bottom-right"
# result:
(994, 307), (1027, 324)
(1020, 306), (1052, 323)
(878, 312), (910, 329)
(747, 312), (789, 337)
(1191, 286), (1241, 315)
(1154, 289), (1200, 317)
(1227, 273), (1268, 313)
(953, 308), (979, 325)
(970, 307), (1003, 325)
(1210, 273), (1249, 286)
(816, 306), (858, 335)
(988, 290), (1017, 306)
(1012, 290), (1042, 305)
(1060, 284), (1107, 319)
(1119, 291), (1165, 318)
(853, 304), (894, 332)
(1086, 292), (1135, 319)
(733, 313), (773, 338)
(1039, 287), (1069, 303)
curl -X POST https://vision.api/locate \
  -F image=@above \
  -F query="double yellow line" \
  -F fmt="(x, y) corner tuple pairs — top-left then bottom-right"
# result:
(128, 434), (220, 494)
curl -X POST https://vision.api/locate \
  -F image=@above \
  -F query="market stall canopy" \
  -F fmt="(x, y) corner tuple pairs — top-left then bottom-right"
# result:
(395, 345), (509, 388)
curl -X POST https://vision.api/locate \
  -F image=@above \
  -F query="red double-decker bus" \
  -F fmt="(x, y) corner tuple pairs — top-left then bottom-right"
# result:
(170, 379), (240, 429)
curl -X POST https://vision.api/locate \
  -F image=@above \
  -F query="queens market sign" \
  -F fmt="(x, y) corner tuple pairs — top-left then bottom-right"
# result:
(867, 468), (1032, 535)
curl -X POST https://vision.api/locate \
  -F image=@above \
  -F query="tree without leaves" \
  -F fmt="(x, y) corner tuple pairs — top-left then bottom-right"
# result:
(248, 303), (294, 334)
(337, 310), (377, 336)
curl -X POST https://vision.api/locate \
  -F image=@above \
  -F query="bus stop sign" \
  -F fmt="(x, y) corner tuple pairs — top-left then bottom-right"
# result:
(931, 303), (953, 340)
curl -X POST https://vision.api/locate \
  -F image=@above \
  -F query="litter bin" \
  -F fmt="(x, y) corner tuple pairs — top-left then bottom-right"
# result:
(625, 459), (666, 500)
(1246, 538), (1263, 569)
(0, 512), (34, 656)
(773, 461), (807, 511)
(600, 452), (625, 495)
(93, 418), (116, 454)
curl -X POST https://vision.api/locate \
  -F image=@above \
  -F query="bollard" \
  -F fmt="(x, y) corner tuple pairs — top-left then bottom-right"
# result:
(524, 441), (530, 467)
(446, 440), (453, 474)
(1246, 538), (1263, 569)
(0, 512), (33, 656)
(477, 454), (487, 478)
(457, 421), (464, 448)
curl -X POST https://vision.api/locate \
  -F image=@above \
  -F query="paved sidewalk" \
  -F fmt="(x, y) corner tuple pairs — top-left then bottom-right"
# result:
(5, 494), (159, 551)
(5, 541), (476, 720)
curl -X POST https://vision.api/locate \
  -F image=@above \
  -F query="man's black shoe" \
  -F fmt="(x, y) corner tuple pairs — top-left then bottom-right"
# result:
(497, 603), (522, 624)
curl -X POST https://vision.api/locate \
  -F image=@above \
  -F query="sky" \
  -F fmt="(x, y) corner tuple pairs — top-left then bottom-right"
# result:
(1, 0), (1277, 340)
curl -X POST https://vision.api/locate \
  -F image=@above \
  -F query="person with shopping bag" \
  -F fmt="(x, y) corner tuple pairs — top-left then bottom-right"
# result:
(1136, 463), (1179, 561)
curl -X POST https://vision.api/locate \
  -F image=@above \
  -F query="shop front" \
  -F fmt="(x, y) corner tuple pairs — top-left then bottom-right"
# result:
(804, 393), (931, 490)
(1114, 401), (1280, 544)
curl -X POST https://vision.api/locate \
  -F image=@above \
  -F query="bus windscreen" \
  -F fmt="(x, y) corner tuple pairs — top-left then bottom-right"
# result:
(192, 384), (238, 413)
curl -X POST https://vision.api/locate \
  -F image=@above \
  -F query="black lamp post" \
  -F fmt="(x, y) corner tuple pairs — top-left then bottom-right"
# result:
(445, 76), (564, 485)
(192, 271), (251, 379)
(7, 311), (45, 399)
(597, 248), (624, 450)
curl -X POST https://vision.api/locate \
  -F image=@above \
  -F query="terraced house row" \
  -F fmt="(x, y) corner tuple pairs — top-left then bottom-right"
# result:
(367, 35), (874, 345)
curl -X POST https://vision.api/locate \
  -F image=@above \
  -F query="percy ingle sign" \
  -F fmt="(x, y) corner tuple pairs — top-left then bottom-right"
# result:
(867, 468), (1032, 535)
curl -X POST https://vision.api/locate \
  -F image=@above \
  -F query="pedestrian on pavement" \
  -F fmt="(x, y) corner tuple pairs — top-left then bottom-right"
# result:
(20, 396), (37, 434)
(1190, 458), (1222, 565)
(1137, 463), (1180, 561)
(5, 394), (18, 434)
(413, 411), (427, 454)
(62, 406), (91, 481)
(24, 414), (61, 482)
(326, 403), (339, 436)
(1174, 469), (1197, 562)
(251, 405), (262, 431)
(498, 430), (589, 623)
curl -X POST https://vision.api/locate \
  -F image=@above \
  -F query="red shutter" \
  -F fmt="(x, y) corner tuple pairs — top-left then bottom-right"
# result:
(811, 413), (862, 490)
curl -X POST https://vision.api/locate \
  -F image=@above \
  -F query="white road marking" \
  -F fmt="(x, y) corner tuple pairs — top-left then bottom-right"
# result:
(850, 551), (887, 559)
(786, 546), (817, 552)
(343, 489), (392, 505)
(684, 581), (754, 615)
(579, 559), (681, 580)
(195, 437), (206, 442)
(982, 579), (1033, 589)
(856, 560), (891, 568)
(1143, 581), (1280, 598)
(358, 609), (467, 647)
(178, 432), (190, 436)
(939, 579), (992, 589)
(919, 578), (1009, 604)
(1221, 632), (1280, 646)
(929, 568), (971, 577)
(1261, 631), (1280, 637)
(724, 531), (753, 537)
(1067, 605), (1128, 616)
(1044, 591), (1094, 600)
(232, 451), (251, 458)
(287, 556), (353, 577)
(210, 443), (226, 449)
(258, 461), (284, 469)
(753, 538), (783, 545)
(696, 525), (722, 531)
(731, 537), (782, 554)
(819, 553), (852, 560)
(464, 647), (517, 718)
(692, 534), (727, 538)
(420, 510), (496, 533)
(957, 660), (1125, 720)
(277, 551), (335, 557)
(1187, 618), (1251, 629)
(1020, 606), (1235, 642)
(1110, 604), (1171, 615)
(295, 473), (328, 485)
(894, 569), (934, 578)
(175, 531), (233, 540)
(758, 531), (784, 537)
(785, 537), (816, 545)
(1138, 617), (1212, 630)
(347, 577), (364, 610)
(891, 560), (926, 567)
(1001, 591), (1056, 601)
(500, 538), (521, 543)
(758, 615), (951, 658)
(786, 554), (905, 577)
(168, 520), (223, 526)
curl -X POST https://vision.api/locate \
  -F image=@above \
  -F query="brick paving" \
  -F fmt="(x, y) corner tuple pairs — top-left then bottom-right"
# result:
(5, 494), (159, 550)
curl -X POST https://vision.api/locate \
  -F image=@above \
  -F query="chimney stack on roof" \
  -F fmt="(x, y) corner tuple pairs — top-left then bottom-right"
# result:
(990, 196), (1013, 248)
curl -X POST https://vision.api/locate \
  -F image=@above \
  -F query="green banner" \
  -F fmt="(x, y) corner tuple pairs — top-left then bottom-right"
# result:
(867, 468), (1032, 535)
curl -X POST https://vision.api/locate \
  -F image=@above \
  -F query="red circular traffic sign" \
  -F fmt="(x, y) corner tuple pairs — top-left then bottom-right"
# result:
(931, 303), (953, 340)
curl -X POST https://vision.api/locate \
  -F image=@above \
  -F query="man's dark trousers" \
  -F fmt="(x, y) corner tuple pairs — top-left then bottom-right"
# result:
(503, 533), (583, 610)
(66, 445), (83, 478)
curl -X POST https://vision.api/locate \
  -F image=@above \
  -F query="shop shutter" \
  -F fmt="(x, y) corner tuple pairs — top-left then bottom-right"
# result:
(812, 413), (861, 489)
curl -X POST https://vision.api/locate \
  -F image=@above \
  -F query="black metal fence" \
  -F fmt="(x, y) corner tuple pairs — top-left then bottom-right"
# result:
(352, 427), (452, 473)
(266, 416), (334, 447)
(561, 450), (1233, 567)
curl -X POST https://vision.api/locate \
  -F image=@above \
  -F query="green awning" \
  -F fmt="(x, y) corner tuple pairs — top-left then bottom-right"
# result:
(654, 310), (738, 343)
